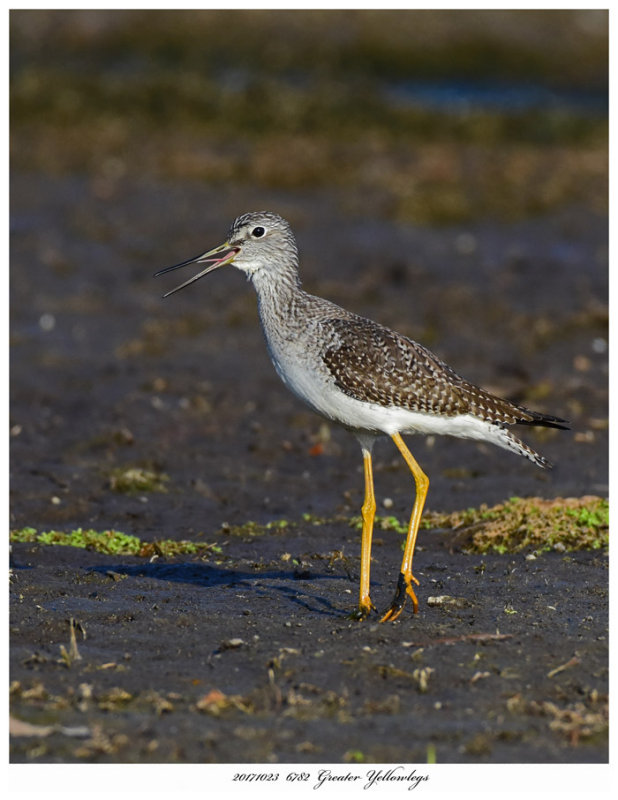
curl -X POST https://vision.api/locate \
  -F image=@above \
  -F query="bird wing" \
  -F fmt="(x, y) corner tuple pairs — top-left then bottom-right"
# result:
(320, 315), (543, 426)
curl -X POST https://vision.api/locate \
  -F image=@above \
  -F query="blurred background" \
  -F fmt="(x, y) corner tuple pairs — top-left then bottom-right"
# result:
(11, 10), (607, 222)
(10, 9), (608, 535)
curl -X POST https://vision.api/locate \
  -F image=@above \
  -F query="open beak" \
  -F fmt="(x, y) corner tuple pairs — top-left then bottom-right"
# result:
(154, 242), (240, 298)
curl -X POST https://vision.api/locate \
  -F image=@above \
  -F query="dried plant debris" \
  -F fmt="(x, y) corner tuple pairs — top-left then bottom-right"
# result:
(507, 693), (608, 747)
(10, 716), (90, 739)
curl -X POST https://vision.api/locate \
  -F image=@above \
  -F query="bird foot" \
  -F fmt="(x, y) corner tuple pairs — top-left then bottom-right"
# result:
(350, 597), (377, 620)
(380, 571), (420, 623)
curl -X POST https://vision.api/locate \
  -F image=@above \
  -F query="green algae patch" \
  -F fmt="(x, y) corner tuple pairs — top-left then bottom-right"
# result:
(349, 496), (608, 553)
(11, 496), (607, 558)
(10, 527), (142, 554)
(422, 495), (608, 554)
(265, 497), (609, 554)
(219, 518), (292, 539)
(10, 527), (221, 558)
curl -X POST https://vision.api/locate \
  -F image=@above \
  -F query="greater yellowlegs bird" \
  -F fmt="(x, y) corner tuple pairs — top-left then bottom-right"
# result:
(156, 212), (568, 622)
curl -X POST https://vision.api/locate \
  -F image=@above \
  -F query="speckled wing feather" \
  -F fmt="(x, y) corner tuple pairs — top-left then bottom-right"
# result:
(321, 315), (564, 428)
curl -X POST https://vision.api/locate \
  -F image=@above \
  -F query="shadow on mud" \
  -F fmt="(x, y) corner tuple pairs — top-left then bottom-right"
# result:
(90, 561), (346, 617)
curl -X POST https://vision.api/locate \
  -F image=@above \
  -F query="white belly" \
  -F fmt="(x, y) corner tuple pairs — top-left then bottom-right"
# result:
(265, 332), (502, 445)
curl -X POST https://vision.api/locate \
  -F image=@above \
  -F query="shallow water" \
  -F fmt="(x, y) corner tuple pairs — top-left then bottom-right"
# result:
(384, 78), (607, 115)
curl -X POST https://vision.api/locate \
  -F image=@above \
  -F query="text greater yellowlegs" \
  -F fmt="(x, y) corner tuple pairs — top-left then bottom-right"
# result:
(155, 212), (568, 622)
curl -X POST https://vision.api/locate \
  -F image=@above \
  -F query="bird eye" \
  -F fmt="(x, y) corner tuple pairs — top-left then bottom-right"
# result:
(252, 226), (265, 238)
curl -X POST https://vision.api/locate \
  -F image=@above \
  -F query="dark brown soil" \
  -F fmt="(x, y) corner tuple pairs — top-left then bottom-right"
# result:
(10, 169), (608, 766)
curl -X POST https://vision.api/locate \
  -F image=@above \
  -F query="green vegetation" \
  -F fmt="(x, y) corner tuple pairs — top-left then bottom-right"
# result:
(11, 495), (607, 557)
(239, 495), (609, 554)
(422, 495), (609, 554)
(344, 749), (367, 763)
(9, 527), (221, 558)
(220, 518), (291, 539)
(349, 514), (409, 535)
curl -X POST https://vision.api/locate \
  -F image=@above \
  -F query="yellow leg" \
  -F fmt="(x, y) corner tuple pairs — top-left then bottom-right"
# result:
(354, 448), (377, 619)
(380, 433), (429, 623)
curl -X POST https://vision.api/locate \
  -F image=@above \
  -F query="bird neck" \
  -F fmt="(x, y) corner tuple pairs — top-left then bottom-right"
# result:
(251, 265), (304, 322)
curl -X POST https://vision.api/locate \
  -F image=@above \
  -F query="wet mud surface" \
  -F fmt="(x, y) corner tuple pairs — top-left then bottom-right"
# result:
(10, 172), (608, 763)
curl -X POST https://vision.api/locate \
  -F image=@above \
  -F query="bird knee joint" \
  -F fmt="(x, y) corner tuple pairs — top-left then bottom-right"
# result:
(417, 472), (429, 492)
(361, 498), (376, 519)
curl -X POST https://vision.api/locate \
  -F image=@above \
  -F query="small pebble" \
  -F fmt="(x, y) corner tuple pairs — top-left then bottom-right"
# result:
(39, 313), (55, 332)
(454, 232), (477, 255)
(220, 638), (245, 650)
(592, 337), (607, 354)
(427, 595), (468, 608)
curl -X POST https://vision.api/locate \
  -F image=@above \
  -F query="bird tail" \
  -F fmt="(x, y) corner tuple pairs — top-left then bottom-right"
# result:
(515, 409), (570, 431)
(495, 407), (570, 468)
(499, 427), (554, 469)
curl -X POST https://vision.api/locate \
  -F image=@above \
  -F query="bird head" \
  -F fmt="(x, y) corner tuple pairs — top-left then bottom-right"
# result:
(155, 211), (299, 296)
